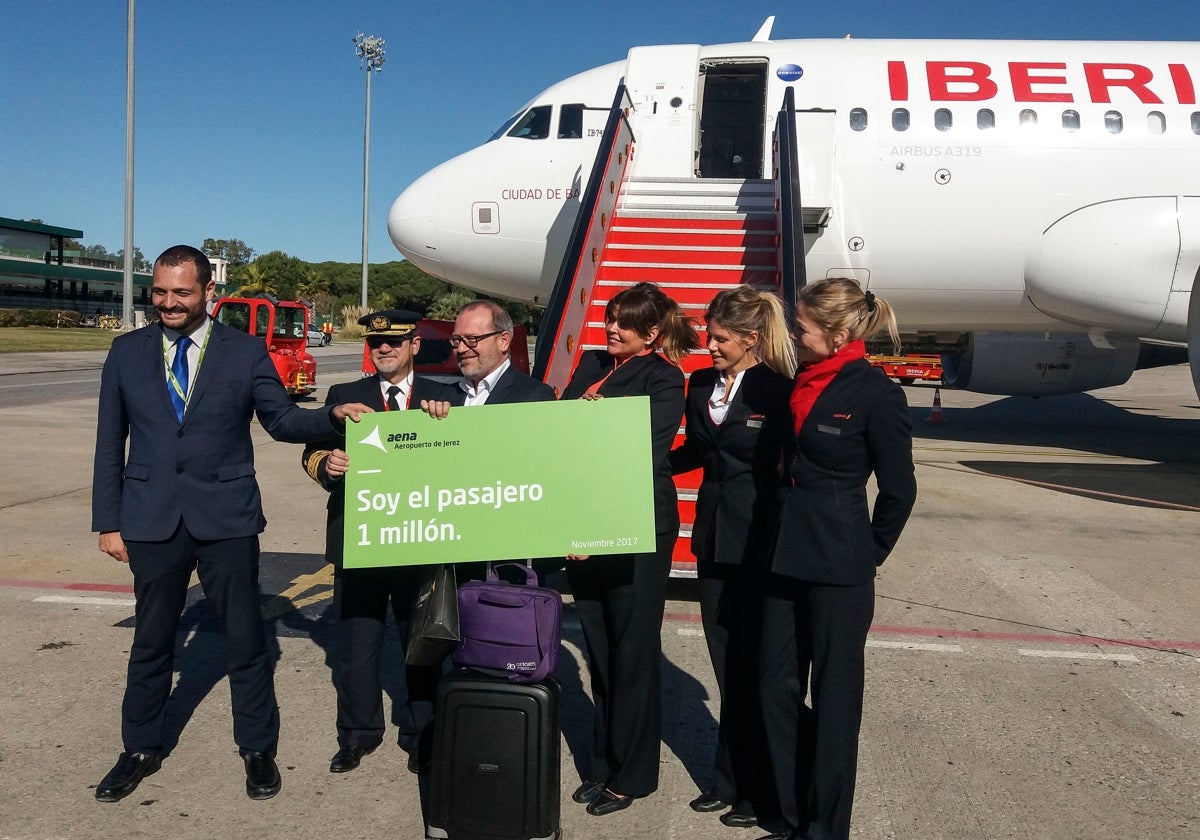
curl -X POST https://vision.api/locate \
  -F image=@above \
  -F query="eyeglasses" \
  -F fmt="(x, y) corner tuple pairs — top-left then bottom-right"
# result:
(448, 330), (502, 349)
(365, 334), (412, 349)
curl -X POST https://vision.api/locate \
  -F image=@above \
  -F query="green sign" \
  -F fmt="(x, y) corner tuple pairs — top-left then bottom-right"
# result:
(343, 397), (655, 568)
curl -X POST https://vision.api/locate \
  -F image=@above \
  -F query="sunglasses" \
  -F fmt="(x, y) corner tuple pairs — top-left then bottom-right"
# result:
(365, 334), (413, 349)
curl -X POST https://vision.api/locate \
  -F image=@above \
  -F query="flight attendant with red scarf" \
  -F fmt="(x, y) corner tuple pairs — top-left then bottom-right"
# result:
(758, 278), (917, 840)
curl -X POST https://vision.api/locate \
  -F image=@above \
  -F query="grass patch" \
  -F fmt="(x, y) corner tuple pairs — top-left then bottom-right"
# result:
(0, 327), (121, 353)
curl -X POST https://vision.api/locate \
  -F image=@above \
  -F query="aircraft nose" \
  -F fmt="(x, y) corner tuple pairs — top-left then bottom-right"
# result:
(387, 180), (441, 275)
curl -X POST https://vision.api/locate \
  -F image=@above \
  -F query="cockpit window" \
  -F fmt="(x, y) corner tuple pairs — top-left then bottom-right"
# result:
(487, 111), (523, 142)
(507, 105), (552, 140)
(558, 104), (584, 139)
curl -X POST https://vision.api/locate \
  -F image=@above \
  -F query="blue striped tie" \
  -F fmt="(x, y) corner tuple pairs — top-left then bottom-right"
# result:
(170, 336), (190, 422)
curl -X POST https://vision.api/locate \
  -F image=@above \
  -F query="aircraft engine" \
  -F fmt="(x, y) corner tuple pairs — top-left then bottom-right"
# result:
(940, 332), (1140, 396)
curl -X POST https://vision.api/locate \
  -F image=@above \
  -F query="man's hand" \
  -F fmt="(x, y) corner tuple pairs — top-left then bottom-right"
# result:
(333, 402), (374, 423)
(580, 392), (604, 401)
(99, 531), (129, 564)
(325, 448), (350, 479)
(419, 399), (452, 420)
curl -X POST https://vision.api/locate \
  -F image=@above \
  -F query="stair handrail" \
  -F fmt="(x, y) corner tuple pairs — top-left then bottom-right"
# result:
(774, 86), (806, 311)
(532, 82), (636, 390)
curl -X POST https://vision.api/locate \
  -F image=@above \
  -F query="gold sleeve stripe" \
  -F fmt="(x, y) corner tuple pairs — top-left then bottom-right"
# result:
(304, 450), (331, 483)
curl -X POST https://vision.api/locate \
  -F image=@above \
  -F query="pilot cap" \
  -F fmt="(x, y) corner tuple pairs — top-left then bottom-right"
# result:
(359, 309), (421, 339)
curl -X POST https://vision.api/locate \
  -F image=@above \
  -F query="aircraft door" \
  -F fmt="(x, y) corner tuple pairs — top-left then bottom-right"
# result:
(697, 61), (767, 179)
(624, 45), (702, 178)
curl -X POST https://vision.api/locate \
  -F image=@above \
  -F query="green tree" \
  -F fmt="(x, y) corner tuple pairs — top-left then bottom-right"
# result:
(426, 290), (474, 321)
(202, 238), (256, 267)
(252, 251), (308, 299)
(117, 247), (150, 272)
(230, 263), (276, 297)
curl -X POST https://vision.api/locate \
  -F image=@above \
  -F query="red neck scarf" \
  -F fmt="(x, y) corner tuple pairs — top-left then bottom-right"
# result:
(791, 339), (866, 434)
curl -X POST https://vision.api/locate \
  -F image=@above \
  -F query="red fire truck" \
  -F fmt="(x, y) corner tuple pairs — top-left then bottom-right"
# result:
(211, 294), (317, 397)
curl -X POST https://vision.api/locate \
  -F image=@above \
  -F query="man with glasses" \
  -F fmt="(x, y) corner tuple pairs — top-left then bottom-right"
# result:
(301, 310), (451, 777)
(448, 300), (555, 406)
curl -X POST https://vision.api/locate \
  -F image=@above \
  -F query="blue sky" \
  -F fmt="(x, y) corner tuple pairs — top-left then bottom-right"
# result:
(4, 1), (1199, 265)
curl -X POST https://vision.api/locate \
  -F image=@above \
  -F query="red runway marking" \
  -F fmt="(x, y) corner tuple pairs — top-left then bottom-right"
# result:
(0, 578), (134, 594)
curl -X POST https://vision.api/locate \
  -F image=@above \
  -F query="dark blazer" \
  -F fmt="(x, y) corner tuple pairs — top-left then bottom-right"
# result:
(302, 374), (450, 567)
(562, 350), (685, 534)
(670, 363), (793, 568)
(92, 319), (340, 542)
(772, 359), (916, 585)
(446, 363), (556, 406)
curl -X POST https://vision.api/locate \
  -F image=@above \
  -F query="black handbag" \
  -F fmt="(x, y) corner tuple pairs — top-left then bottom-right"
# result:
(406, 564), (460, 666)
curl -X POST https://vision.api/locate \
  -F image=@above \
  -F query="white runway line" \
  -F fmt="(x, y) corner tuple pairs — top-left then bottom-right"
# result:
(1018, 648), (1139, 663)
(676, 627), (706, 637)
(867, 640), (964, 652)
(34, 594), (136, 607)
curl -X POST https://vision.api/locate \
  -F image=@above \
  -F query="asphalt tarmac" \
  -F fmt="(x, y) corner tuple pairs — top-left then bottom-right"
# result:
(1, 346), (1197, 840)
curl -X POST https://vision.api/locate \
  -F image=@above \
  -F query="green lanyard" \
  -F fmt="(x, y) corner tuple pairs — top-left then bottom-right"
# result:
(162, 326), (210, 411)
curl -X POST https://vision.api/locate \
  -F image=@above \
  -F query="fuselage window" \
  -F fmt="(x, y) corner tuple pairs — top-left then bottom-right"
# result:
(976, 109), (995, 130)
(1019, 109), (1038, 127)
(1148, 111), (1166, 135)
(1105, 111), (1123, 134)
(1192, 112), (1200, 134)
(507, 105), (552, 140)
(849, 108), (868, 131)
(934, 108), (952, 131)
(1061, 110), (1080, 132)
(891, 108), (910, 131)
(558, 104), (584, 139)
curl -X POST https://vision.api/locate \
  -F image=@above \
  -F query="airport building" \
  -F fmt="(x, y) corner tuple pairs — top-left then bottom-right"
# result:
(0, 217), (227, 324)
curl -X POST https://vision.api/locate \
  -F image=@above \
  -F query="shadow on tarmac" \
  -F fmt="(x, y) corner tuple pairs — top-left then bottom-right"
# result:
(909, 390), (1200, 510)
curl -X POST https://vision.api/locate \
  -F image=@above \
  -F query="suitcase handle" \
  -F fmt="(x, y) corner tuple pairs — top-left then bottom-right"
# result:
(476, 589), (535, 608)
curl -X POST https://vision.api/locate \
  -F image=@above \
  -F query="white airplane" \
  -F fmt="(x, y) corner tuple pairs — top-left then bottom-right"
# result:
(389, 17), (1200, 399)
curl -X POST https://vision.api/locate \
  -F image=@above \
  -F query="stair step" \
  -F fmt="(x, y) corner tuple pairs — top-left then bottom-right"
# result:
(611, 213), (776, 230)
(603, 244), (777, 266)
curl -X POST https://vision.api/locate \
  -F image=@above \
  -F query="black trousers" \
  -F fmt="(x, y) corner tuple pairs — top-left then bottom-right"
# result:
(565, 531), (674, 797)
(333, 563), (440, 754)
(696, 560), (777, 817)
(759, 576), (875, 840)
(124, 526), (277, 755)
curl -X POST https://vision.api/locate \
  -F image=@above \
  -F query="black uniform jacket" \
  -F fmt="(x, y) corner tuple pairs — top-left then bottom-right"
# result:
(302, 374), (452, 567)
(772, 359), (916, 585)
(562, 349), (685, 535)
(445, 363), (556, 406)
(670, 364), (793, 568)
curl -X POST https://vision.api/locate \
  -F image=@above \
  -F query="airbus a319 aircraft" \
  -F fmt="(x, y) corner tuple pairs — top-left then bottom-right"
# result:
(389, 17), (1200, 400)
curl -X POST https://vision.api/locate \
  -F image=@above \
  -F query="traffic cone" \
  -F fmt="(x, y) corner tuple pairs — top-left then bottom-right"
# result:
(926, 387), (946, 423)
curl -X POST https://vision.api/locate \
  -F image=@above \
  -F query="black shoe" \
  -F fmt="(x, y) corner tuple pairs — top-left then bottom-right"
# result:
(586, 788), (635, 816)
(329, 744), (376, 773)
(689, 791), (729, 812)
(243, 752), (281, 800)
(720, 802), (759, 828)
(572, 780), (605, 804)
(95, 751), (161, 802)
(754, 833), (792, 840)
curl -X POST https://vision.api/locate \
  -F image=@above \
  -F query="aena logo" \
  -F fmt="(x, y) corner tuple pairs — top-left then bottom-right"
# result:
(359, 426), (387, 453)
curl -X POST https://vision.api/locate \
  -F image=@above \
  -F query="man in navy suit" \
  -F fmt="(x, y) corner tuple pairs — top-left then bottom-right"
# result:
(301, 310), (454, 776)
(91, 245), (371, 803)
(446, 300), (555, 407)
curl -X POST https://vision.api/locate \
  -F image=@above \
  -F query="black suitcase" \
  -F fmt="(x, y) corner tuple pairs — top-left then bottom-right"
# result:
(428, 669), (561, 840)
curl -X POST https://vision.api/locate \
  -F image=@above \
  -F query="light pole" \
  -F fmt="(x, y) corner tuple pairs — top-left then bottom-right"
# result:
(354, 32), (385, 310)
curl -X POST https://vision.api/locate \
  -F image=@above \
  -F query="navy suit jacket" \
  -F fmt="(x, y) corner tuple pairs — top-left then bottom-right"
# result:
(670, 363), (793, 569)
(445, 364), (556, 406)
(92, 319), (340, 542)
(562, 350), (685, 535)
(771, 359), (917, 585)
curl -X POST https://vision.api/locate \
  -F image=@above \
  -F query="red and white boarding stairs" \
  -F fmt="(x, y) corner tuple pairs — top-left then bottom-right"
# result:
(574, 175), (783, 575)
